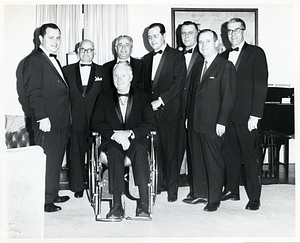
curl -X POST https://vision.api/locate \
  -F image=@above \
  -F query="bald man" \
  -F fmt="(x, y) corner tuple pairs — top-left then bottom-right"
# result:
(63, 39), (109, 198)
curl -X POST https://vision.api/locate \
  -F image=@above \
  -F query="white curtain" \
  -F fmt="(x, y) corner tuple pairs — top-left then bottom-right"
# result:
(84, 4), (128, 65)
(36, 5), (82, 66)
(36, 4), (128, 66)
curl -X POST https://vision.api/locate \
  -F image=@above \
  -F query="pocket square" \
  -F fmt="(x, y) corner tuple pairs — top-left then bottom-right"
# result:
(95, 76), (102, 81)
(209, 76), (215, 79)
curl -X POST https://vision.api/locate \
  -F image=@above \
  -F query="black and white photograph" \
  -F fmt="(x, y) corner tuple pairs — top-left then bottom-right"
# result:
(1, 0), (299, 243)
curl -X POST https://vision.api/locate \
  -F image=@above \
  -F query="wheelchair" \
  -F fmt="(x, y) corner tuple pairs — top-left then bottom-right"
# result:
(86, 131), (157, 222)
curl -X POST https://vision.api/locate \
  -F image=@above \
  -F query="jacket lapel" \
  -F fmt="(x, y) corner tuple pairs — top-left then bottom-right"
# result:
(113, 89), (123, 125)
(124, 88), (134, 125)
(84, 62), (96, 96)
(235, 42), (247, 71)
(152, 45), (169, 89)
(75, 62), (83, 94)
(38, 48), (68, 86)
(187, 49), (199, 76)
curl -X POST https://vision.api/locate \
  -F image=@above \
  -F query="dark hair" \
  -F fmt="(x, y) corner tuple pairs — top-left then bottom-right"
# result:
(181, 21), (198, 32)
(198, 29), (218, 41)
(40, 23), (61, 37)
(228, 18), (246, 30)
(149, 23), (166, 35)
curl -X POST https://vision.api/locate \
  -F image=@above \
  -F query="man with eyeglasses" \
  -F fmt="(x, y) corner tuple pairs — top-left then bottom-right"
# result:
(23, 23), (71, 212)
(103, 35), (144, 91)
(220, 18), (268, 210)
(63, 39), (109, 198)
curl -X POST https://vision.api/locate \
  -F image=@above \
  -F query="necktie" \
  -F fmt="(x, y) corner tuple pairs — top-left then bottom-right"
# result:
(230, 47), (239, 52)
(153, 50), (163, 56)
(183, 48), (193, 54)
(80, 63), (92, 67)
(117, 93), (129, 97)
(200, 60), (208, 82)
(49, 53), (57, 58)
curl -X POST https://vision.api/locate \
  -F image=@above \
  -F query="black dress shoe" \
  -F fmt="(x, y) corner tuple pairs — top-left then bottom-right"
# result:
(44, 203), (61, 212)
(106, 203), (125, 219)
(245, 199), (260, 210)
(136, 202), (150, 217)
(203, 202), (220, 212)
(54, 195), (70, 203)
(182, 197), (207, 204)
(221, 191), (240, 201)
(167, 193), (178, 202)
(74, 191), (84, 198)
(186, 192), (194, 199)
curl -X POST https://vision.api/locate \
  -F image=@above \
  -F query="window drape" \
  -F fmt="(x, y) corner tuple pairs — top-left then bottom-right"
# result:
(36, 4), (128, 66)
(84, 5), (128, 65)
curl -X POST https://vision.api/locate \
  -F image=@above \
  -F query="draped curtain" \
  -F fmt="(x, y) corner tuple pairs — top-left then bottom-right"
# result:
(36, 4), (128, 66)
(84, 5), (128, 65)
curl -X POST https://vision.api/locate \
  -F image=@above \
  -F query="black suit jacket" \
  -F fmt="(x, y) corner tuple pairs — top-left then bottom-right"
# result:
(103, 57), (144, 91)
(143, 45), (187, 121)
(23, 48), (70, 130)
(182, 47), (203, 117)
(188, 54), (236, 134)
(91, 87), (155, 148)
(63, 62), (108, 132)
(220, 42), (268, 124)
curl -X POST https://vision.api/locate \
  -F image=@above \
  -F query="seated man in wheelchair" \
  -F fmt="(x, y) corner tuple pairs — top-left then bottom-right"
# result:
(91, 61), (155, 220)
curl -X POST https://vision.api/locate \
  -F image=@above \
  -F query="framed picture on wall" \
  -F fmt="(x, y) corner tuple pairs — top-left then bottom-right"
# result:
(171, 8), (258, 52)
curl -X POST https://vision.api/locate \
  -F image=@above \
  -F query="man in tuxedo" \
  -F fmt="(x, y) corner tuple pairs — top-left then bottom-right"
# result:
(186, 29), (236, 211)
(143, 23), (186, 202)
(177, 21), (204, 200)
(220, 18), (268, 210)
(91, 62), (155, 220)
(103, 35), (144, 91)
(63, 39), (109, 198)
(23, 23), (71, 212)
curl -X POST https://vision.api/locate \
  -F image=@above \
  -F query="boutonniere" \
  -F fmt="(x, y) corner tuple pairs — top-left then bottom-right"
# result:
(95, 76), (102, 81)
(209, 76), (215, 79)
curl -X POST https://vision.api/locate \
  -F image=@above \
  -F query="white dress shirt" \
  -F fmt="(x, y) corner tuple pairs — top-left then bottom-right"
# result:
(79, 61), (92, 86)
(228, 41), (245, 66)
(151, 44), (166, 80)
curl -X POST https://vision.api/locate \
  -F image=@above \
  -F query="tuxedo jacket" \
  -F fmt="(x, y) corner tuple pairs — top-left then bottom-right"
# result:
(63, 62), (109, 132)
(143, 45), (187, 121)
(182, 47), (203, 117)
(23, 48), (70, 130)
(187, 54), (236, 134)
(91, 87), (155, 148)
(103, 57), (144, 91)
(220, 42), (268, 124)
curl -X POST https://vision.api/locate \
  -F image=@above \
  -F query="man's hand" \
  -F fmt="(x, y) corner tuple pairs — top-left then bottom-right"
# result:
(38, 117), (51, 132)
(111, 130), (131, 144)
(248, 116), (259, 132)
(216, 124), (226, 137)
(120, 139), (131, 151)
(151, 99), (163, 111)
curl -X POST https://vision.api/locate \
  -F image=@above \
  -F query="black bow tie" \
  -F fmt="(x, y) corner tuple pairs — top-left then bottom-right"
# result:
(230, 47), (239, 52)
(117, 93), (129, 97)
(183, 49), (193, 54)
(153, 50), (163, 56)
(49, 53), (57, 59)
(80, 63), (92, 67)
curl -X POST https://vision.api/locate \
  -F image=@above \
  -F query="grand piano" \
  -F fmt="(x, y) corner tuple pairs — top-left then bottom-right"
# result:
(258, 87), (294, 177)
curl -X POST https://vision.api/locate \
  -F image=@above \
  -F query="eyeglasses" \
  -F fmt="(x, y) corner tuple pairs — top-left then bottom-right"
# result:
(227, 27), (244, 35)
(79, 48), (94, 54)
